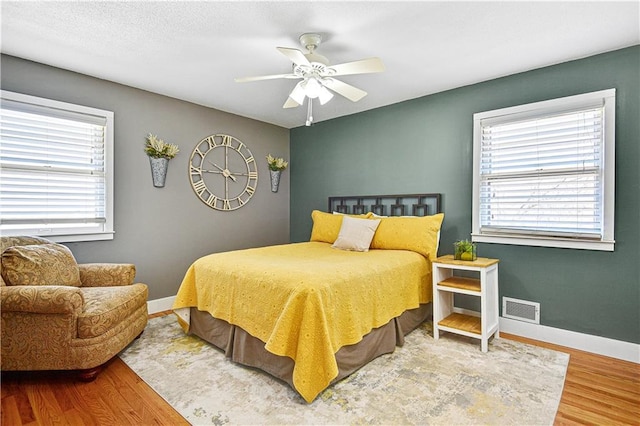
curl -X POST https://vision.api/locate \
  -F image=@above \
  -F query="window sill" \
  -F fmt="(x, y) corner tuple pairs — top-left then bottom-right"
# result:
(1, 231), (114, 243)
(471, 233), (615, 252)
(47, 233), (115, 243)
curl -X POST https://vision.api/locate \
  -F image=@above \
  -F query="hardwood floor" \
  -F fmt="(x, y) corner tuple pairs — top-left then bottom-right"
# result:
(502, 333), (640, 425)
(2, 314), (638, 425)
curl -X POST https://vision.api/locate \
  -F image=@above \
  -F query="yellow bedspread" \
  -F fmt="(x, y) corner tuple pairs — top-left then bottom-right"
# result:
(173, 241), (431, 402)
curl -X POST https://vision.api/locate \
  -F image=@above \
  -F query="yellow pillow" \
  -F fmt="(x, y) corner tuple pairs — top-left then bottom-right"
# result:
(310, 210), (372, 243)
(370, 213), (445, 259)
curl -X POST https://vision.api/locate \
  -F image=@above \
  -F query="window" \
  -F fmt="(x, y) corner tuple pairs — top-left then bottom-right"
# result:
(0, 90), (114, 242)
(472, 89), (615, 251)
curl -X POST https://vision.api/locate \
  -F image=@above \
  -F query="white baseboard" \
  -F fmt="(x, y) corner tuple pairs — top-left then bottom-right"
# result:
(500, 317), (639, 364)
(147, 295), (176, 314)
(147, 298), (639, 364)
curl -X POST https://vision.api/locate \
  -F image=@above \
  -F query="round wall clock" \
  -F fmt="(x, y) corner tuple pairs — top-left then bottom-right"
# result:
(188, 134), (258, 211)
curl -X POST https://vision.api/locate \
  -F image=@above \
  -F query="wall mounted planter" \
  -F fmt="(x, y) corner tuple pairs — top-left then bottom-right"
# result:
(270, 170), (281, 192)
(149, 157), (169, 188)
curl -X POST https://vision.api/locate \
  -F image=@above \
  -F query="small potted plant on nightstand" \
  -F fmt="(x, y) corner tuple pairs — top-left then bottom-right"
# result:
(454, 239), (477, 261)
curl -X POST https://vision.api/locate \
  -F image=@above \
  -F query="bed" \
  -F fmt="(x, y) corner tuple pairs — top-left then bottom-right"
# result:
(173, 193), (443, 403)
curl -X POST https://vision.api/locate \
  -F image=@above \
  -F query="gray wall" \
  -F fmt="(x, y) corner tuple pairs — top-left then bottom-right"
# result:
(1, 54), (290, 300)
(290, 46), (640, 344)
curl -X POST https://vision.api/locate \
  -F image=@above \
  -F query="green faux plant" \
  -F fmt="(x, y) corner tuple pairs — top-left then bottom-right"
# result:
(266, 154), (288, 171)
(454, 239), (477, 261)
(144, 133), (179, 159)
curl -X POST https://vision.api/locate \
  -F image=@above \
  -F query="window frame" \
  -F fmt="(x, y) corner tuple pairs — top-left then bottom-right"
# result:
(471, 89), (616, 251)
(0, 90), (114, 243)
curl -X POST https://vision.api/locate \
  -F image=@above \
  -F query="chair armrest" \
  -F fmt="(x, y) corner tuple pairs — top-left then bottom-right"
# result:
(1, 285), (84, 315)
(78, 263), (136, 287)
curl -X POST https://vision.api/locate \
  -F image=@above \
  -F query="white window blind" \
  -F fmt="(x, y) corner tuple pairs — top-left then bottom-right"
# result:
(472, 89), (615, 251)
(0, 91), (114, 241)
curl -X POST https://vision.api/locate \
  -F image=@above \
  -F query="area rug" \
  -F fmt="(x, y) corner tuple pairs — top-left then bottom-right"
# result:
(119, 315), (569, 425)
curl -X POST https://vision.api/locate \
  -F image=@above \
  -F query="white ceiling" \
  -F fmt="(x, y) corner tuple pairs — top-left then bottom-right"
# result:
(2, 1), (639, 129)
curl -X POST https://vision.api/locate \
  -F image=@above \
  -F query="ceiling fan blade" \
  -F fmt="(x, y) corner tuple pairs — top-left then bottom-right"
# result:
(329, 57), (385, 76)
(234, 73), (297, 83)
(277, 47), (311, 67)
(321, 78), (367, 102)
(283, 97), (301, 109)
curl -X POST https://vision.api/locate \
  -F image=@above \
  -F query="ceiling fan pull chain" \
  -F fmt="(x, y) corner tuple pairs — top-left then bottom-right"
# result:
(306, 98), (314, 126)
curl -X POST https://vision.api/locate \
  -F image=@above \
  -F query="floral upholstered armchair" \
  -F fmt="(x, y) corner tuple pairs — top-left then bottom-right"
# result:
(0, 236), (148, 380)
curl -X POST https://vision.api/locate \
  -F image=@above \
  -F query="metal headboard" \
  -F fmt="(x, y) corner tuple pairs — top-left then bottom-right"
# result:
(328, 193), (441, 217)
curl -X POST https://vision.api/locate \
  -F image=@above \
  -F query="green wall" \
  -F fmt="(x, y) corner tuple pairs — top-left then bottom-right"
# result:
(290, 46), (640, 344)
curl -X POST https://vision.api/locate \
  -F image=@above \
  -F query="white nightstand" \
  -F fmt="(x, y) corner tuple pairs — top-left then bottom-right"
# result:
(432, 255), (500, 352)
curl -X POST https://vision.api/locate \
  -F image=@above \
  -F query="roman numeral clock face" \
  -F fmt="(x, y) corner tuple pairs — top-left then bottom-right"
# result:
(189, 134), (258, 211)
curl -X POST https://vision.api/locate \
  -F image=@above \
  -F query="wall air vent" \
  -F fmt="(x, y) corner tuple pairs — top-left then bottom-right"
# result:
(502, 297), (540, 324)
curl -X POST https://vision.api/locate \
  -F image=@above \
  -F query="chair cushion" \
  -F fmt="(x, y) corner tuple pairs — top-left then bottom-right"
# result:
(1, 243), (81, 287)
(77, 284), (148, 339)
(0, 236), (53, 254)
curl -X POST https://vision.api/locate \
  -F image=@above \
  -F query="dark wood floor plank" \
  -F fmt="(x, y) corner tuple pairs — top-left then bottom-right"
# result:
(1, 395), (23, 426)
(70, 378), (121, 425)
(56, 408), (92, 426)
(103, 358), (186, 425)
(1, 381), (36, 424)
(571, 369), (639, 402)
(27, 383), (65, 426)
(560, 388), (639, 425)
(57, 384), (97, 426)
(94, 368), (146, 425)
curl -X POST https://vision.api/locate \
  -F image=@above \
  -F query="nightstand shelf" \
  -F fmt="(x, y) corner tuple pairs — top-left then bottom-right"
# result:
(432, 255), (500, 352)
(438, 312), (482, 335)
(438, 276), (481, 293)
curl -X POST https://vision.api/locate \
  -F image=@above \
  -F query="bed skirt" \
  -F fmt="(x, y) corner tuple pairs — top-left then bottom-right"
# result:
(187, 303), (432, 394)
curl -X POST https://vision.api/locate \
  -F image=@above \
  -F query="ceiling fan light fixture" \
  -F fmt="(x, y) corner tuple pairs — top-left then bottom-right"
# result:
(302, 77), (322, 99)
(318, 86), (334, 105)
(289, 81), (306, 105)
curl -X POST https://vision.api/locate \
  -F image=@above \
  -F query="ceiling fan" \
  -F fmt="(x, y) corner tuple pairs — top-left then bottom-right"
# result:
(235, 33), (385, 125)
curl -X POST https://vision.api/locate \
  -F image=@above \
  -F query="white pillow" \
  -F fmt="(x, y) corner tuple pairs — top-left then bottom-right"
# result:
(332, 216), (381, 252)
